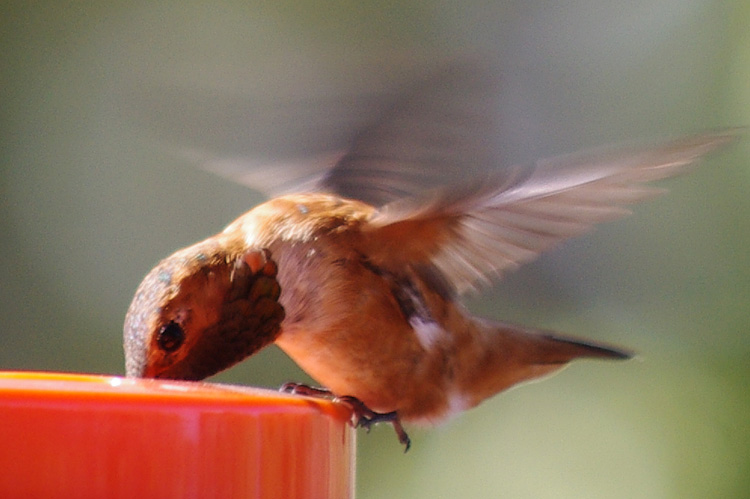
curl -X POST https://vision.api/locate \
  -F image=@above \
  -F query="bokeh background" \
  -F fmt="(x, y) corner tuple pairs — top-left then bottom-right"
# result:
(2, 1), (749, 497)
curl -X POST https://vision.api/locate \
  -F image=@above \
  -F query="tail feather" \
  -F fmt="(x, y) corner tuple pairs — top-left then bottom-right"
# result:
(528, 331), (633, 364)
(460, 320), (633, 406)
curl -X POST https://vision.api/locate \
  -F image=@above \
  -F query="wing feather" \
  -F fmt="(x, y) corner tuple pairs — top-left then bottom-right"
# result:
(364, 129), (739, 294)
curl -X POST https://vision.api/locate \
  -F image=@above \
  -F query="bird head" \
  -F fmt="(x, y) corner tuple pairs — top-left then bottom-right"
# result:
(123, 240), (284, 381)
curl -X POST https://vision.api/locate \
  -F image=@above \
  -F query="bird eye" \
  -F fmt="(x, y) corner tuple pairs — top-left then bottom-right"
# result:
(157, 321), (185, 352)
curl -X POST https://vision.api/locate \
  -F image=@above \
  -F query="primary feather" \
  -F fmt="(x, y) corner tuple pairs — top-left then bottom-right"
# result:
(358, 129), (739, 294)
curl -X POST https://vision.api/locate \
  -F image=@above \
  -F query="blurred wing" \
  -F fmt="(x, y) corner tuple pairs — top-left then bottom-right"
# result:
(364, 129), (740, 295)
(175, 61), (508, 202)
(320, 62), (508, 206)
(159, 92), (403, 198)
(187, 150), (345, 197)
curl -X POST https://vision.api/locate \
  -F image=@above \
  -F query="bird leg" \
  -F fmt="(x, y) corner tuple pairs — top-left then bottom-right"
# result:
(280, 382), (411, 452)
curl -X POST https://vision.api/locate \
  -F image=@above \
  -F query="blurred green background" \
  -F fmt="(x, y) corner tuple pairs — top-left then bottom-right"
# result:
(2, 1), (749, 497)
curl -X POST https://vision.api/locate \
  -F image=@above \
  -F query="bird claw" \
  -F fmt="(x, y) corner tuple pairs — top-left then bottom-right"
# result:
(280, 382), (411, 452)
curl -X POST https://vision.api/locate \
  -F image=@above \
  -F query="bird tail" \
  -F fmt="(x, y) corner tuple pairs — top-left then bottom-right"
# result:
(507, 325), (633, 363)
(459, 320), (632, 406)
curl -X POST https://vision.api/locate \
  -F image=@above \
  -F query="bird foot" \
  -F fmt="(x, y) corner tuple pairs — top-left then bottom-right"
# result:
(280, 382), (411, 452)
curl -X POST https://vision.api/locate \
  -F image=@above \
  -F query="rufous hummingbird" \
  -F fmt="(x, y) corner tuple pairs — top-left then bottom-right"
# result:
(123, 65), (738, 450)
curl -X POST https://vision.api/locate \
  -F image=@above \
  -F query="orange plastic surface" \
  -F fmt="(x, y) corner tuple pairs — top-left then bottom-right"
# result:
(0, 371), (355, 498)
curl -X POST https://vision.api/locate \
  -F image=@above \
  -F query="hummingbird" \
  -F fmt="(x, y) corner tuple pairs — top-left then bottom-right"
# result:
(123, 64), (738, 450)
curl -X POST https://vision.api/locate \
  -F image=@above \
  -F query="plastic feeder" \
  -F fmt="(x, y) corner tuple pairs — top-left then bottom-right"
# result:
(0, 371), (355, 498)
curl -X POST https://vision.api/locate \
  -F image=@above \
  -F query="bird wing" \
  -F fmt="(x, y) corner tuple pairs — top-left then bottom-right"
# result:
(361, 129), (739, 295)
(319, 61), (509, 206)
(170, 61), (738, 297)
(179, 62), (503, 201)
